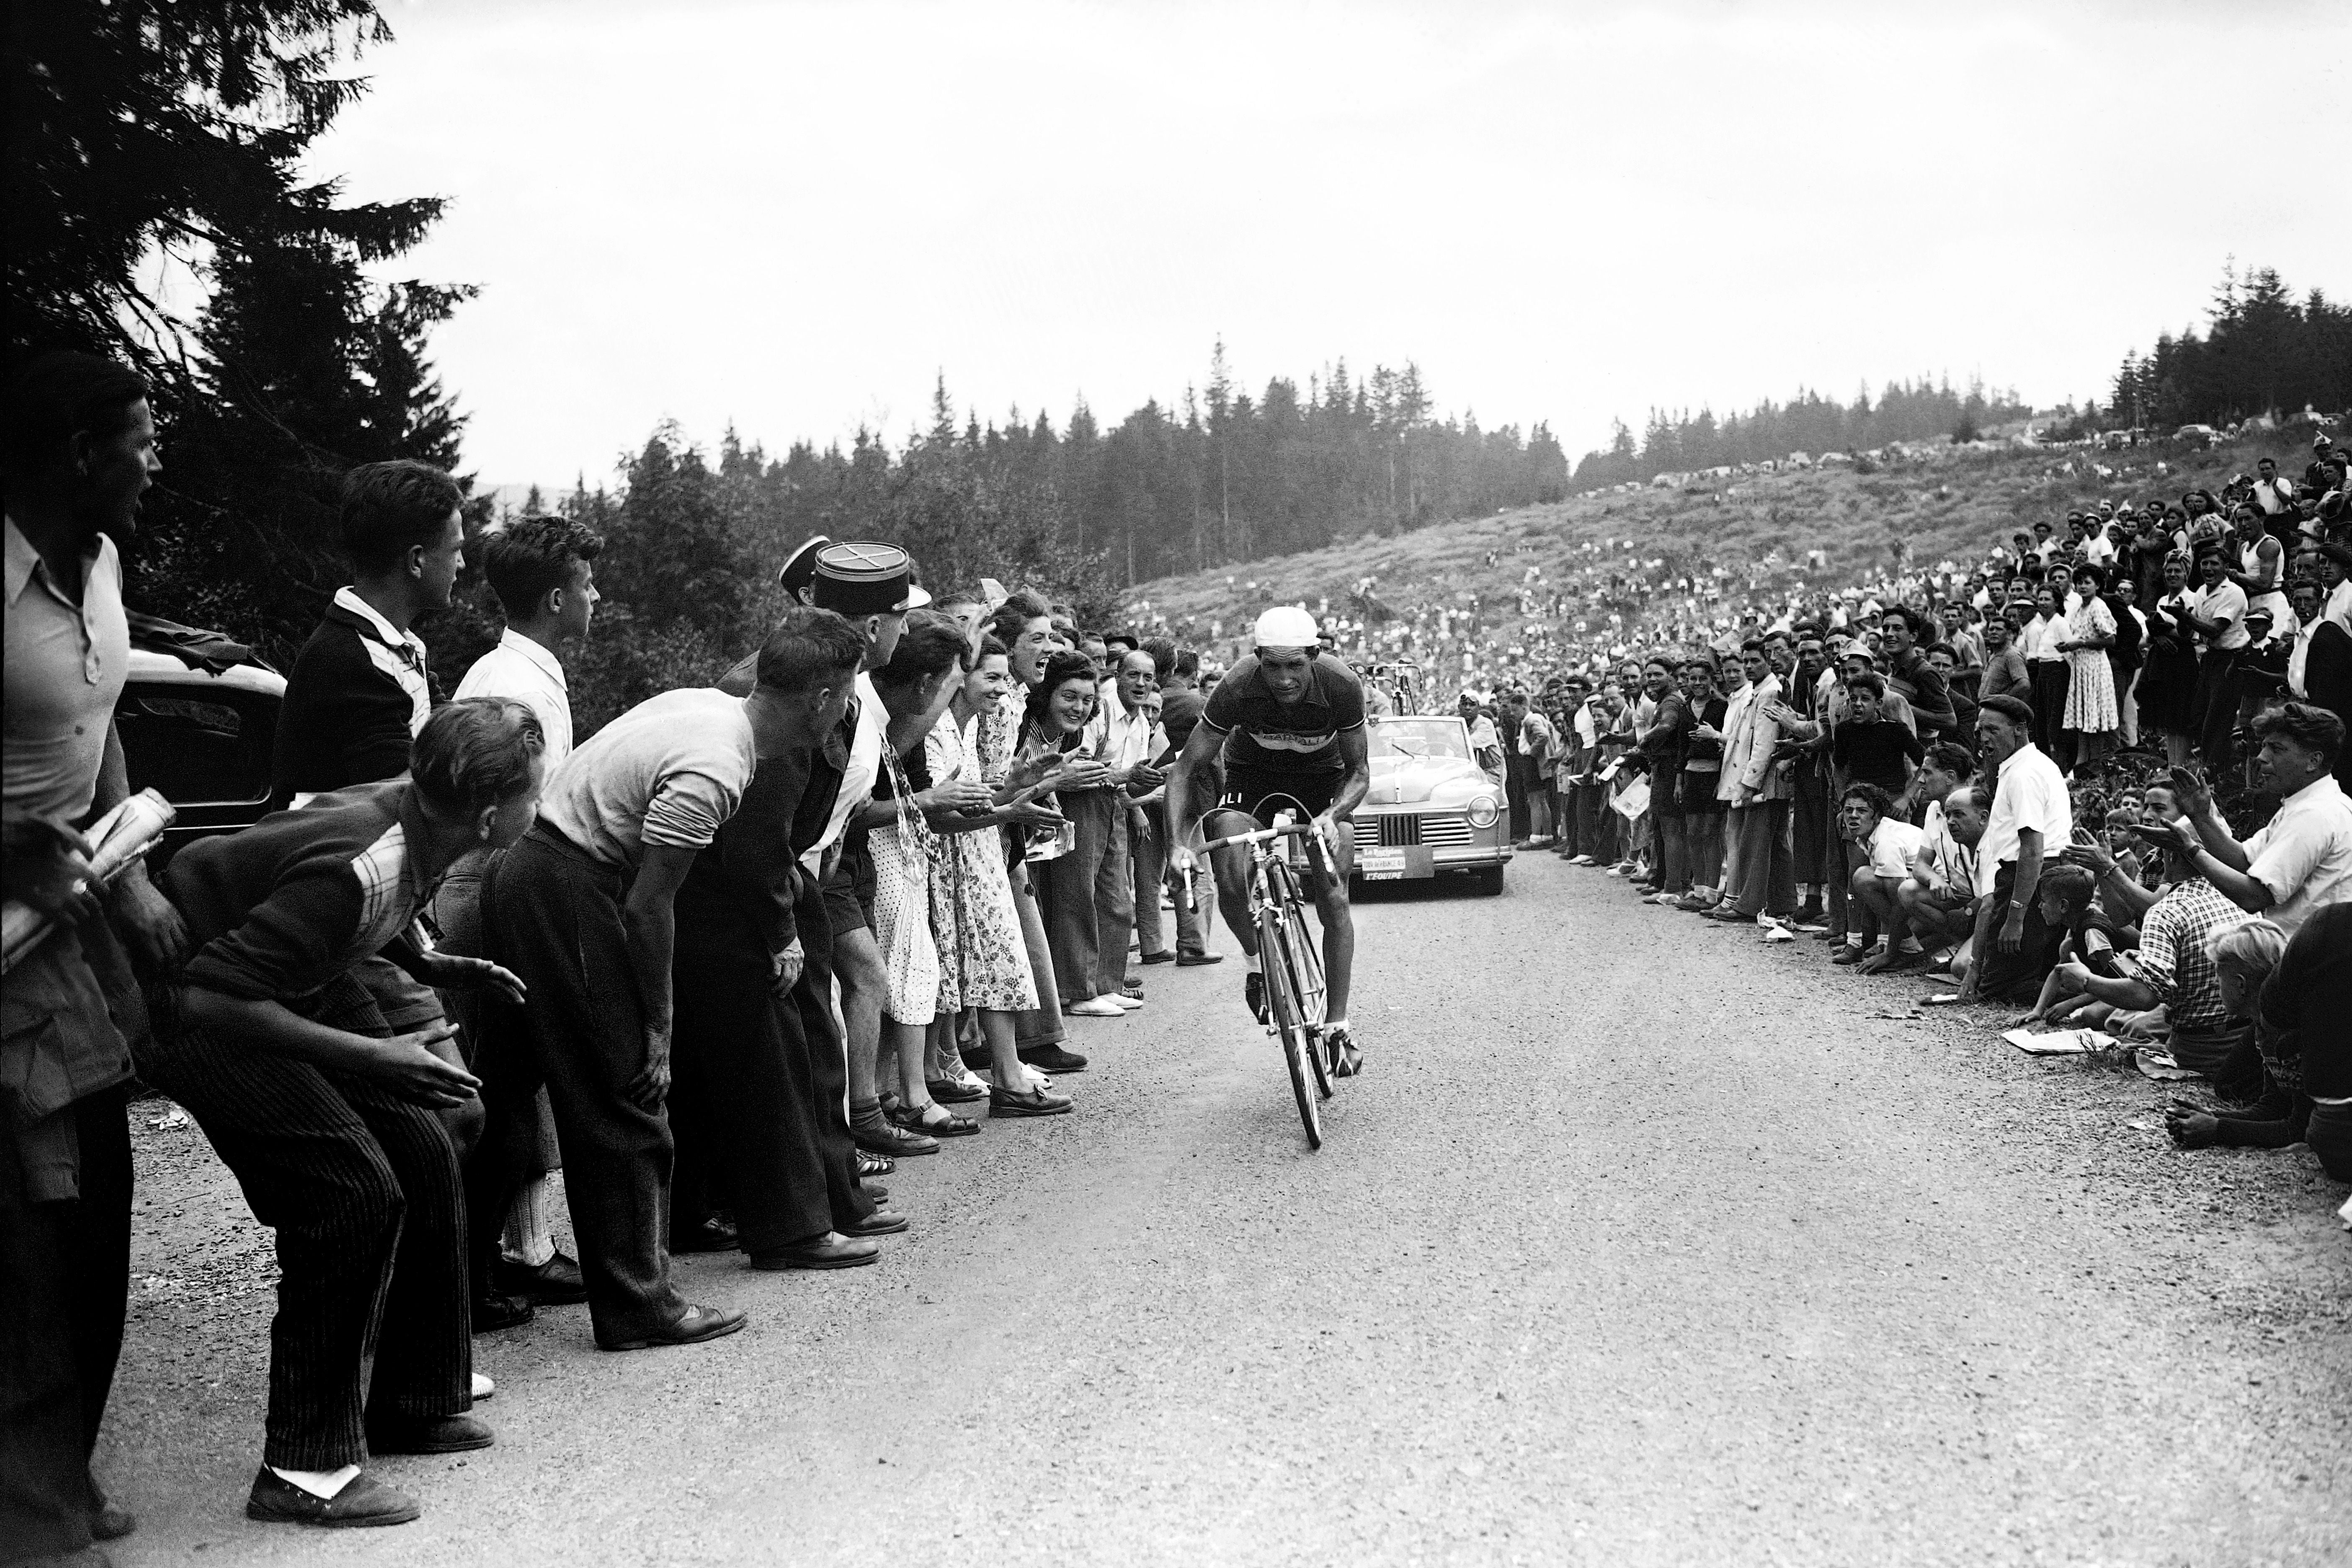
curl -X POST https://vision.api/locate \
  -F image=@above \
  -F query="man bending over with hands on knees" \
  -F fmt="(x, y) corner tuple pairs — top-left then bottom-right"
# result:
(1166, 606), (1371, 1075)
(143, 700), (544, 1528)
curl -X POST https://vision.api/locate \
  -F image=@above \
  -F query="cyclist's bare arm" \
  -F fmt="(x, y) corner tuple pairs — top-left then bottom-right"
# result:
(1323, 727), (1370, 824)
(1163, 719), (1230, 871)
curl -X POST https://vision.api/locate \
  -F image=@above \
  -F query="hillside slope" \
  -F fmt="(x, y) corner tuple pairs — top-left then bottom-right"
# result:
(1120, 428), (2327, 694)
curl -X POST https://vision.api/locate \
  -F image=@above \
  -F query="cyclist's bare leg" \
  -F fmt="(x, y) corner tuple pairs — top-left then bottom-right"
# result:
(1310, 823), (1356, 1022)
(1202, 810), (1261, 957)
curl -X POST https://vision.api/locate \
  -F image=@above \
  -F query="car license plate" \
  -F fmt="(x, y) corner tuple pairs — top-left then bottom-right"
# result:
(1357, 845), (1431, 879)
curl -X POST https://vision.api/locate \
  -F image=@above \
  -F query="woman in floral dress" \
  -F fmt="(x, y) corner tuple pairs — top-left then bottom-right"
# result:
(928, 638), (1074, 1118)
(2057, 562), (2119, 773)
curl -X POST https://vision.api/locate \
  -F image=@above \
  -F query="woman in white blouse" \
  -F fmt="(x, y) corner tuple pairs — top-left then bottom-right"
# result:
(2022, 584), (2071, 753)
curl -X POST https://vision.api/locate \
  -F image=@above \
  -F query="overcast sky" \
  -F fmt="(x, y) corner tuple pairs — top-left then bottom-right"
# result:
(314, 0), (2348, 488)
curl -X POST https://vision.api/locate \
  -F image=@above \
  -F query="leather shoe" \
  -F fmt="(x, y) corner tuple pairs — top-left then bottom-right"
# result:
(990, 1083), (1074, 1117)
(470, 1291), (535, 1333)
(596, 1302), (748, 1351)
(93, 1500), (135, 1542)
(748, 1232), (880, 1270)
(1140, 949), (1175, 964)
(365, 1414), (494, 1455)
(1018, 1044), (1088, 1073)
(494, 1251), (587, 1305)
(673, 1215), (740, 1253)
(841, 1208), (908, 1237)
(247, 1466), (420, 1528)
(1175, 951), (1224, 966)
(926, 1075), (988, 1104)
(853, 1118), (938, 1157)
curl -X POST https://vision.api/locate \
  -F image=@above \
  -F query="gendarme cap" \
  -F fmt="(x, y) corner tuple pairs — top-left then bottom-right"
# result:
(801, 540), (931, 615)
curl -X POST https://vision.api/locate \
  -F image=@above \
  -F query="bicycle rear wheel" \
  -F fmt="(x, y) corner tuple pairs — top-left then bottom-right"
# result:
(1259, 905), (1322, 1149)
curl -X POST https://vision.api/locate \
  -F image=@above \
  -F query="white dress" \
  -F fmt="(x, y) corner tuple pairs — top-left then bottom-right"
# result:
(868, 745), (942, 1026)
(2063, 598), (2119, 734)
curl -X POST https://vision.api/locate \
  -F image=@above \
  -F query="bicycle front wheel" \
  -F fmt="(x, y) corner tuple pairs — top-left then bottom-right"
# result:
(1259, 905), (1323, 1149)
(1268, 861), (1332, 1098)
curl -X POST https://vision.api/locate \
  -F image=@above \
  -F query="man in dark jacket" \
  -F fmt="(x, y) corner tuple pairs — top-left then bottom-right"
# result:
(268, 461), (465, 810)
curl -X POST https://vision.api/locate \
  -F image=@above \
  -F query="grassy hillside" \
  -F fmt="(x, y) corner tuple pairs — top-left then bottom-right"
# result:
(1119, 426), (2330, 694)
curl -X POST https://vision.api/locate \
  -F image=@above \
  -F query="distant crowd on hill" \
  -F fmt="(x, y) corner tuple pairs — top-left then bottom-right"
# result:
(1410, 430), (2352, 1224)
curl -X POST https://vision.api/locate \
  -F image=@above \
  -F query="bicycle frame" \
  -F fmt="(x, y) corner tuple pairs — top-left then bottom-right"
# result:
(1197, 817), (1333, 1144)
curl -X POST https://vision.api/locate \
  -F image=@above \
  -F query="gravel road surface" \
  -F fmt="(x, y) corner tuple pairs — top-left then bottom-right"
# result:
(98, 861), (2352, 1566)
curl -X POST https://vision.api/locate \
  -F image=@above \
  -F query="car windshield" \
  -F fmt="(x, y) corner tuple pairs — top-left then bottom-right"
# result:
(1375, 719), (1470, 760)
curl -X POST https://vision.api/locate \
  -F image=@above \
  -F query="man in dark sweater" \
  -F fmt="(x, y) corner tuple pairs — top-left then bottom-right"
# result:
(1831, 674), (1924, 795)
(147, 700), (545, 1528)
(266, 461), (471, 1165)
(269, 461), (465, 810)
(1880, 606), (1957, 741)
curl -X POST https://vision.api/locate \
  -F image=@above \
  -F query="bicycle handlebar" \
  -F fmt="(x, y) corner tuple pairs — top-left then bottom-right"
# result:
(1197, 821), (1318, 853)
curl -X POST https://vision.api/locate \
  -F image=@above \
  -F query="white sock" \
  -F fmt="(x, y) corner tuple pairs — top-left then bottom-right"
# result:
(500, 1175), (557, 1269)
(1325, 1017), (1349, 1033)
(1246, 953), (1261, 973)
(269, 1463), (361, 1499)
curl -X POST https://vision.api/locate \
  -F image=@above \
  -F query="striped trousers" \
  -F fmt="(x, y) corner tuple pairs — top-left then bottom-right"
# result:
(142, 974), (470, 1470)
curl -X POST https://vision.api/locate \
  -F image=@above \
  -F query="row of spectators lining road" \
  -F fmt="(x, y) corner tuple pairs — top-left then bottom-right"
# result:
(4, 350), (1376, 1556)
(1408, 430), (2352, 1231)
(6, 341), (2348, 1563)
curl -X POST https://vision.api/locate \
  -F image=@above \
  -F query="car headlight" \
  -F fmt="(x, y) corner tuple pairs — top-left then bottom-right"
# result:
(1465, 795), (1499, 828)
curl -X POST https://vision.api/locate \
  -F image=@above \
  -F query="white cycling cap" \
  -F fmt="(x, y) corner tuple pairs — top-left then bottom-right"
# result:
(1253, 605), (1320, 649)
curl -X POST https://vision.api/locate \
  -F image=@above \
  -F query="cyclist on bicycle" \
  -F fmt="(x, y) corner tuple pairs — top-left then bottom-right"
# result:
(1166, 605), (1369, 1076)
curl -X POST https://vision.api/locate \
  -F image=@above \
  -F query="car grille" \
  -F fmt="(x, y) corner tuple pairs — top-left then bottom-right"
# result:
(1375, 813), (1472, 847)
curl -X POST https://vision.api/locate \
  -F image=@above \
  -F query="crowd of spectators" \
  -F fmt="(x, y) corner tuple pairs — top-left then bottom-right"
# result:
(3, 351), (1275, 1554)
(1433, 435), (2352, 1216)
(5, 347), (2348, 1561)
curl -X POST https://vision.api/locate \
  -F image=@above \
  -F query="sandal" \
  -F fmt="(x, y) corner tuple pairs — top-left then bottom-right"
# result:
(889, 1102), (980, 1138)
(855, 1150), (895, 1179)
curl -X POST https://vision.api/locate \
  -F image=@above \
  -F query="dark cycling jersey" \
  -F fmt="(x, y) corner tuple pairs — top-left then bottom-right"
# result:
(1199, 654), (1366, 775)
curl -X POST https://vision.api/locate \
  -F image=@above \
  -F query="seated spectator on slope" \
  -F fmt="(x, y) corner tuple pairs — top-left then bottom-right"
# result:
(1961, 696), (2073, 1006)
(1834, 783), (1925, 971)
(1881, 743), (1975, 964)
(2005, 863), (2130, 1031)
(2136, 704), (2352, 937)
(1905, 782), (1989, 980)
(2166, 905), (2352, 1178)
(146, 701), (543, 1528)
(2034, 780), (2252, 1068)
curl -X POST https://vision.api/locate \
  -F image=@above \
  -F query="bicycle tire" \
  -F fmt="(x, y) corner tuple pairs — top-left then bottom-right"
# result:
(1259, 905), (1322, 1148)
(1268, 860), (1332, 1096)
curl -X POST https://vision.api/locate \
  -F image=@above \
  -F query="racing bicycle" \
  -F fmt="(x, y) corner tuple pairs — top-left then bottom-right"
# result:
(1197, 816), (1335, 1147)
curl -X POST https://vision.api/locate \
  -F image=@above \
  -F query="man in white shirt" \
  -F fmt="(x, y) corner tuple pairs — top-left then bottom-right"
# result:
(3, 350), (186, 1556)
(2250, 457), (2296, 525)
(1834, 781), (1925, 966)
(482, 639), (807, 1352)
(1962, 695), (2072, 1003)
(2180, 549), (2251, 772)
(2152, 703), (2352, 936)
(1080, 650), (1164, 996)
(1902, 782), (1988, 974)
(437, 517), (603, 1325)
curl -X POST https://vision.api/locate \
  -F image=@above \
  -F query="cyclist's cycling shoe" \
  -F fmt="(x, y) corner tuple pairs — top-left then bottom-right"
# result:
(1326, 1026), (1363, 1078)
(1244, 971), (1269, 1024)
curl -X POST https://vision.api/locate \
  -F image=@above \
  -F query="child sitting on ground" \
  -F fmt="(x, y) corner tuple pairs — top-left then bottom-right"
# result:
(2010, 864), (2125, 1030)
